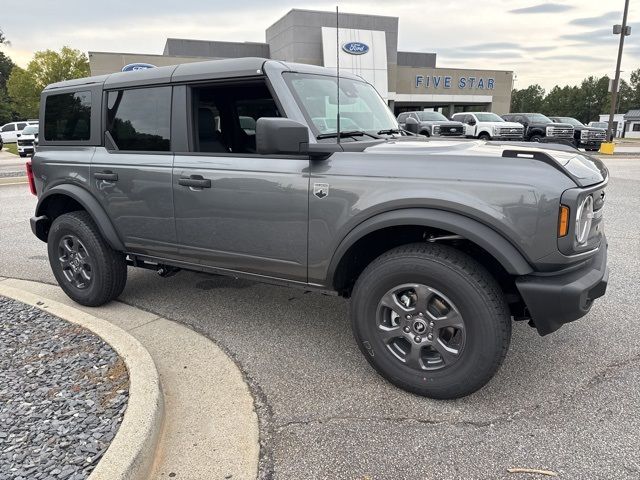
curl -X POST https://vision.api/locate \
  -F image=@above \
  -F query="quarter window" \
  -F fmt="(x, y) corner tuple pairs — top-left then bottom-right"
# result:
(106, 87), (171, 151)
(44, 91), (92, 141)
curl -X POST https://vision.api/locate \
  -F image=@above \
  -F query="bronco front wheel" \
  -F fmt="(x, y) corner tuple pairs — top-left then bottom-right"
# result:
(350, 243), (511, 399)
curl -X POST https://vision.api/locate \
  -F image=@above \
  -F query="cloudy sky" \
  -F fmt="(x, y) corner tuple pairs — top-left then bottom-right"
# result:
(0, 0), (638, 90)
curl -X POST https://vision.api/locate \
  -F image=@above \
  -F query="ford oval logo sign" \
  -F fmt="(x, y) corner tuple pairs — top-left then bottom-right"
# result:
(342, 42), (369, 55)
(121, 63), (156, 72)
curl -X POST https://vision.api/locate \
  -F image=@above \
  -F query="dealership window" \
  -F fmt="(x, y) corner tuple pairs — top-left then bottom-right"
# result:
(190, 81), (280, 154)
(632, 123), (640, 132)
(106, 86), (171, 151)
(44, 91), (91, 141)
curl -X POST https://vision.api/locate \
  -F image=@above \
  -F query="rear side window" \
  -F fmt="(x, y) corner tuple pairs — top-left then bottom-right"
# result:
(44, 91), (92, 141)
(1, 124), (15, 132)
(106, 86), (171, 151)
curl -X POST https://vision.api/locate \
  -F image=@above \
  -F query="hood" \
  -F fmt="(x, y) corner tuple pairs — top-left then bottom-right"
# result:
(500, 121), (524, 129)
(363, 138), (607, 187)
(545, 122), (573, 129)
(419, 120), (464, 127)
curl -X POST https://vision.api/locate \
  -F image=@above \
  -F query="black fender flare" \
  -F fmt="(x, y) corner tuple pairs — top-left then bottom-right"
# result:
(326, 208), (534, 285)
(35, 184), (125, 252)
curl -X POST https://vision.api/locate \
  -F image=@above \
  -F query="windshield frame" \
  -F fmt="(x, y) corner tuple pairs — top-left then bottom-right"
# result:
(415, 111), (448, 122)
(474, 113), (505, 122)
(555, 117), (584, 127)
(282, 72), (398, 139)
(22, 125), (39, 135)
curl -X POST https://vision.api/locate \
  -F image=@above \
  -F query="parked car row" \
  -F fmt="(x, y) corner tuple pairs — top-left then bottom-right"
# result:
(397, 110), (606, 151)
(1, 120), (39, 156)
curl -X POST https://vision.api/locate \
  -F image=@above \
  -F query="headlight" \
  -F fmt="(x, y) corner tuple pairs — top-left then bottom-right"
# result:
(433, 125), (441, 133)
(493, 126), (500, 135)
(580, 130), (589, 139)
(575, 195), (594, 245)
(546, 126), (553, 136)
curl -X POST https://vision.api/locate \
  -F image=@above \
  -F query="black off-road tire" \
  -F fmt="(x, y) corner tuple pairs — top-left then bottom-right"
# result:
(47, 211), (127, 306)
(529, 134), (542, 142)
(350, 243), (511, 399)
(478, 132), (491, 141)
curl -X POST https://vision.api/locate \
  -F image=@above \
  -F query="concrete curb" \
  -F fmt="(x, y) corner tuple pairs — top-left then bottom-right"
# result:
(0, 280), (163, 480)
(0, 277), (261, 479)
(0, 176), (27, 185)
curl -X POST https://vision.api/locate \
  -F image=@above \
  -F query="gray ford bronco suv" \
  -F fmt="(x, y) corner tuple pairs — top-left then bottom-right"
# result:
(28, 58), (609, 399)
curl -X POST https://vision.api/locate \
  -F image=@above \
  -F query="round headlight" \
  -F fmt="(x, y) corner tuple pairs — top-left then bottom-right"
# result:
(575, 195), (594, 245)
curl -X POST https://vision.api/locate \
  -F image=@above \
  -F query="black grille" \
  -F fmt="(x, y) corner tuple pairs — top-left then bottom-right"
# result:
(18, 139), (34, 146)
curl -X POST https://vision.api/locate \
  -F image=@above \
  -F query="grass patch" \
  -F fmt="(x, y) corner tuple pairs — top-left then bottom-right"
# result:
(3, 143), (18, 155)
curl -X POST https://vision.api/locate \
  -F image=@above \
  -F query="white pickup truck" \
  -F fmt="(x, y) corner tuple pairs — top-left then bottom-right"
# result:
(451, 112), (524, 141)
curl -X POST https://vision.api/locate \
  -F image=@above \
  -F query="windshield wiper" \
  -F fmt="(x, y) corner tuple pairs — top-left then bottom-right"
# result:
(317, 130), (382, 140)
(377, 128), (403, 135)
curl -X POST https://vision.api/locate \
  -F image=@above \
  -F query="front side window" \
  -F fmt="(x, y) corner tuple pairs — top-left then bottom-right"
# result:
(44, 91), (91, 141)
(191, 81), (280, 154)
(283, 72), (398, 137)
(106, 86), (171, 151)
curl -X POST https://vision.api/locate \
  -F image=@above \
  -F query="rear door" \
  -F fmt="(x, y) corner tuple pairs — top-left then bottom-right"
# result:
(91, 86), (176, 257)
(172, 79), (309, 282)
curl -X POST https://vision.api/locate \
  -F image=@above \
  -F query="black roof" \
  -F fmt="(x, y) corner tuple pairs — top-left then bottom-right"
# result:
(44, 57), (362, 91)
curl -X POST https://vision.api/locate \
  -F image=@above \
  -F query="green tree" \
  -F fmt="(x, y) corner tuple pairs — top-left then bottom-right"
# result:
(0, 27), (9, 46)
(629, 68), (640, 109)
(511, 84), (545, 112)
(6, 46), (89, 119)
(543, 85), (580, 117)
(7, 67), (40, 118)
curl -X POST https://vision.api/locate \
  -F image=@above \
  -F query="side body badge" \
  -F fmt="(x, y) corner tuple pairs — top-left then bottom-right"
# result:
(313, 183), (329, 199)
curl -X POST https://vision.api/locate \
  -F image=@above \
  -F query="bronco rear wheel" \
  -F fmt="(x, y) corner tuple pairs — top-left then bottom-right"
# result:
(48, 211), (127, 307)
(350, 243), (511, 399)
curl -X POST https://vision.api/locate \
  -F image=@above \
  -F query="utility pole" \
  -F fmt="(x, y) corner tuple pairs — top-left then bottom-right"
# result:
(607, 0), (631, 141)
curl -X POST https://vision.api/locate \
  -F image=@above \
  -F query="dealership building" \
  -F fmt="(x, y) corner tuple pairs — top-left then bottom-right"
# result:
(88, 9), (514, 116)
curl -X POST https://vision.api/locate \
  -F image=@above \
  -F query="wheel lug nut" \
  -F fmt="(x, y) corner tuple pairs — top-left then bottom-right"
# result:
(429, 321), (434, 328)
(418, 312), (423, 316)
(403, 326), (410, 333)
(427, 333), (433, 340)
(406, 315), (411, 319)
(414, 336), (422, 343)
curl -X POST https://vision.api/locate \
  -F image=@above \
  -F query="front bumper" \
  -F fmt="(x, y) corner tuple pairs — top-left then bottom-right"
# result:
(494, 135), (524, 141)
(578, 140), (603, 148)
(515, 240), (609, 336)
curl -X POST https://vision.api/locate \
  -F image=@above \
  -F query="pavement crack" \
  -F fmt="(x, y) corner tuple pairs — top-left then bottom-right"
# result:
(275, 415), (501, 432)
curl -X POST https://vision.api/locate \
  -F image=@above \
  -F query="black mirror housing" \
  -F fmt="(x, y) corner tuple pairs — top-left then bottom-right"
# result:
(404, 116), (419, 134)
(256, 118), (309, 155)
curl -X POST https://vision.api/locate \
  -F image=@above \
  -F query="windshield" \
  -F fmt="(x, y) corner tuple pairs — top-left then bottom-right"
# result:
(474, 113), (504, 122)
(555, 117), (583, 126)
(526, 113), (553, 123)
(416, 111), (448, 122)
(22, 125), (39, 135)
(283, 72), (398, 137)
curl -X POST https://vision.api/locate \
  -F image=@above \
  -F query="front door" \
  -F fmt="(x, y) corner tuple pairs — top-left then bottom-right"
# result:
(91, 86), (176, 257)
(172, 81), (309, 282)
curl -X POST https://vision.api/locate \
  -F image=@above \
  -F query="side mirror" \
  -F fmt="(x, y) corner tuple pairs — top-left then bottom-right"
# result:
(467, 119), (476, 126)
(256, 118), (309, 155)
(17, 133), (21, 138)
(404, 116), (419, 134)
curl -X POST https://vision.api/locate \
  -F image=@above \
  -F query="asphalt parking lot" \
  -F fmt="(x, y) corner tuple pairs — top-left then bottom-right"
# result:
(1, 157), (639, 479)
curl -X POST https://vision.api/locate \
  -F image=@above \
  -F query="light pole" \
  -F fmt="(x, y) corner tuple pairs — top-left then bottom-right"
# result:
(607, 0), (631, 141)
